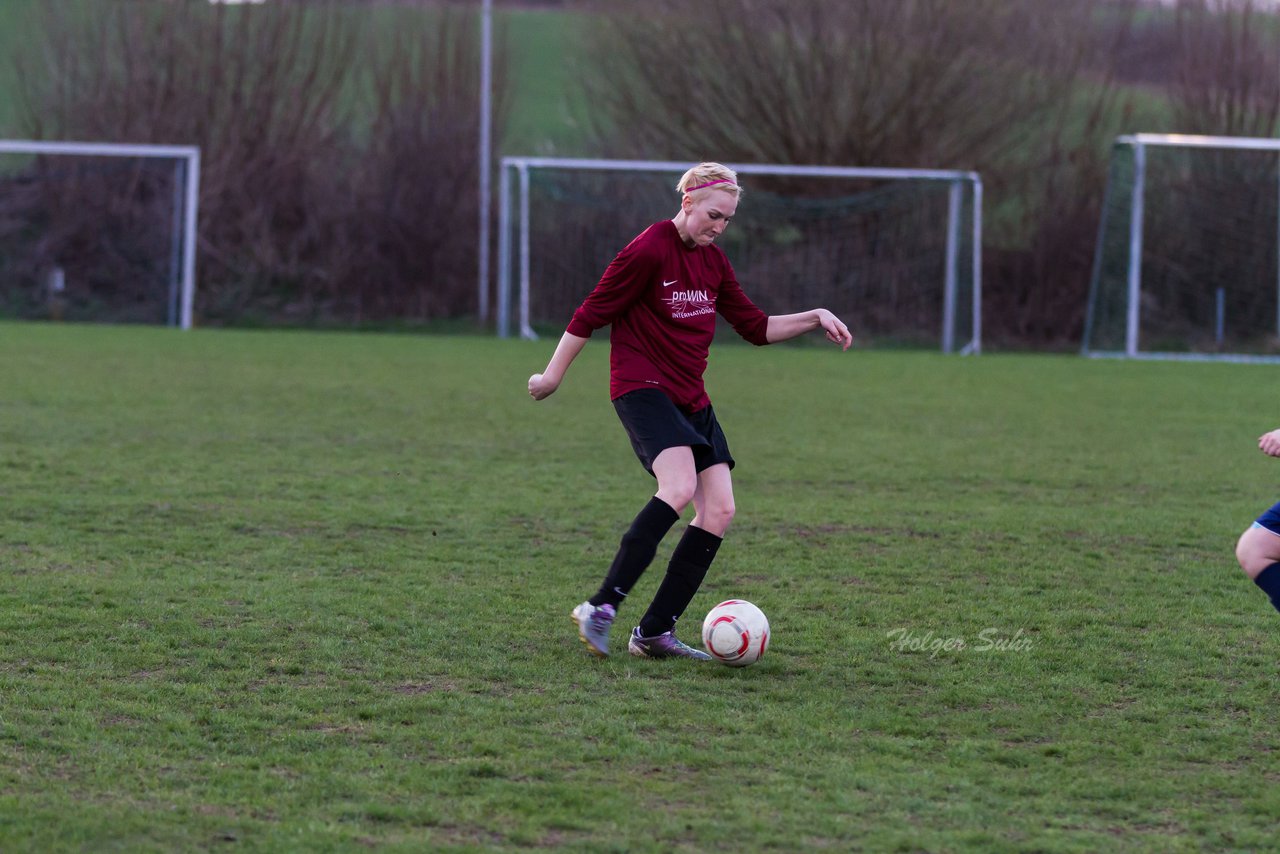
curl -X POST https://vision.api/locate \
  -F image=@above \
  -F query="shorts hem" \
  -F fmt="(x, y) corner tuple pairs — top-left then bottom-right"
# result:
(1252, 520), (1280, 538)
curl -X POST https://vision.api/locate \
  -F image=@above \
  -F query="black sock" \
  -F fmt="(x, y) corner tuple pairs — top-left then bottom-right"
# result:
(588, 497), (681, 610)
(639, 525), (723, 637)
(1254, 563), (1280, 614)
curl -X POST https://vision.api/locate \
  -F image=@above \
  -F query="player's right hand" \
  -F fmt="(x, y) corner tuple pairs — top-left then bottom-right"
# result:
(528, 372), (558, 401)
(1259, 428), (1280, 457)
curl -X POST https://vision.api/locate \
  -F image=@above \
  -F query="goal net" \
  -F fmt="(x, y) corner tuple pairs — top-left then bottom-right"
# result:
(1084, 133), (1280, 362)
(0, 141), (200, 328)
(497, 157), (982, 353)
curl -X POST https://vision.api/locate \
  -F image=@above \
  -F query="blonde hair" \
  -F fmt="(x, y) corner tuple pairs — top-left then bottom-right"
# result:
(676, 162), (741, 198)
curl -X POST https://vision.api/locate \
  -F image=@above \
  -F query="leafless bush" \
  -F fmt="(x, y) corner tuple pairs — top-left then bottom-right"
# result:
(576, 0), (1137, 347)
(1, 0), (502, 325)
(1171, 0), (1280, 136)
(4, 1), (358, 321)
(581, 0), (1101, 168)
(330, 9), (507, 322)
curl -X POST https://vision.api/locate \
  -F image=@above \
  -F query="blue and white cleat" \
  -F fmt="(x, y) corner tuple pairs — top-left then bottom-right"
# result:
(571, 601), (616, 658)
(627, 626), (712, 661)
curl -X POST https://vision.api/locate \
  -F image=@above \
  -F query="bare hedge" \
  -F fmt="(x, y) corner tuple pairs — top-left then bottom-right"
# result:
(1, 0), (505, 326)
(3, 0), (1278, 343)
(575, 0), (1280, 348)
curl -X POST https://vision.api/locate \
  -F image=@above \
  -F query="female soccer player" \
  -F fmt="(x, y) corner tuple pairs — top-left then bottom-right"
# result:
(528, 162), (853, 660)
(1235, 427), (1280, 613)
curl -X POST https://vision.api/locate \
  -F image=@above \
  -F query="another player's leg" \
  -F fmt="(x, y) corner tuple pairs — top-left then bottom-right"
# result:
(572, 448), (694, 657)
(630, 462), (734, 661)
(1236, 507), (1280, 614)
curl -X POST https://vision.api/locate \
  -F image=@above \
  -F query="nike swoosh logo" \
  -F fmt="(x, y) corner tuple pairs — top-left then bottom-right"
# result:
(663, 280), (678, 287)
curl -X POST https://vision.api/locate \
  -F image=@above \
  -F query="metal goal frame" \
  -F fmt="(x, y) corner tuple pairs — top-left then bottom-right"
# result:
(497, 156), (983, 354)
(0, 139), (201, 330)
(1083, 132), (1280, 363)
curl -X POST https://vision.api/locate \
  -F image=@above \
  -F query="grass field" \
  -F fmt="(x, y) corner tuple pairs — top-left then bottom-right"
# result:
(500, 7), (592, 155)
(1, 321), (1278, 852)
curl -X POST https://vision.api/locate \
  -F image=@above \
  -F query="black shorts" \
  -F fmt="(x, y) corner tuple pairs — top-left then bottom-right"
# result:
(612, 388), (735, 476)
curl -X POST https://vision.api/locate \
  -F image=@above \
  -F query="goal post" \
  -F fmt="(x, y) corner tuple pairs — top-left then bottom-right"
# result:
(497, 156), (982, 354)
(0, 140), (201, 329)
(1083, 133), (1280, 362)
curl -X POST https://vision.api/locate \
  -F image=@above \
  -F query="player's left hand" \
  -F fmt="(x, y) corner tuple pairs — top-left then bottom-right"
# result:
(817, 309), (853, 351)
(1259, 428), (1280, 457)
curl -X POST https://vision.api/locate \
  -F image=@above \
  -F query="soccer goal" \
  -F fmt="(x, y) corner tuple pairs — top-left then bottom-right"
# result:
(0, 140), (201, 329)
(1083, 133), (1280, 362)
(497, 157), (983, 354)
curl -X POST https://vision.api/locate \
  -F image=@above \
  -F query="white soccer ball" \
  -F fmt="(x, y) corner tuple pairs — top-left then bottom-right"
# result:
(701, 599), (770, 667)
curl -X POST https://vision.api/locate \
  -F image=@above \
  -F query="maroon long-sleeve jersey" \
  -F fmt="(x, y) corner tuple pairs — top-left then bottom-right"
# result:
(565, 220), (771, 413)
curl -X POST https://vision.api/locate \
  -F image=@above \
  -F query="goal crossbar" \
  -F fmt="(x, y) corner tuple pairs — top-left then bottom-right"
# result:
(1120, 133), (1280, 152)
(497, 156), (983, 353)
(0, 139), (201, 330)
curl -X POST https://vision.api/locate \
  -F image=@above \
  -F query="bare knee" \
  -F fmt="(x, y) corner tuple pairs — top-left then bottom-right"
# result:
(652, 448), (699, 512)
(693, 500), (735, 537)
(654, 464), (696, 513)
(1237, 526), (1280, 579)
(656, 481), (697, 513)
